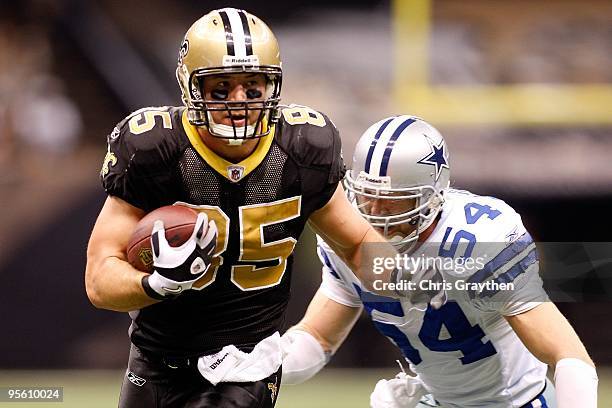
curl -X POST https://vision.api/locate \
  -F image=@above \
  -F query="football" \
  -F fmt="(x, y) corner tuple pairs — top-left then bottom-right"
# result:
(126, 205), (199, 272)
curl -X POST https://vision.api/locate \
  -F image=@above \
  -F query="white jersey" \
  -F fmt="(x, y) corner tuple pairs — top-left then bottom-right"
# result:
(318, 189), (550, 408)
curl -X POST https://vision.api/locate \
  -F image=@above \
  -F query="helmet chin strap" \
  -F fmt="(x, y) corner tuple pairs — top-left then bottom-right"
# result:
(227, 138), (246, 146)
(388, 234), (405, 243)
(207, 113), (255, 146)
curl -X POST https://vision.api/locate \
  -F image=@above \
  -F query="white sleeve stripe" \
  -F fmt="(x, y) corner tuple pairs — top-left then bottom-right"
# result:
(320, 284), (363, 308)
(317, 245), (342, 280)
(478, 250), (539, 298)
(468, 232), (534, 284)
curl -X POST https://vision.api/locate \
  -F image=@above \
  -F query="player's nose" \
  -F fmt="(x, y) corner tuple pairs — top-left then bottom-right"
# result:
(370, 199), (388, 216)
(228, 85), (247, 102)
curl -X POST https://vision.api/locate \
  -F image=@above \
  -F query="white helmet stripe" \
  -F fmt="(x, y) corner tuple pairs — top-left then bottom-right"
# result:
(379, 118), (417, 176)
(238, 10), (254, 55)
(222, 8), (248, 57)
(364, 117), (394, 173)
(369, 116), (414, 177)
(217, 10), (235, 56)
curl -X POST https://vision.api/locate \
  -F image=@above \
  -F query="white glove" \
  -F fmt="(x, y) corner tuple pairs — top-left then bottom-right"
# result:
(393, 265), (447, 310)
(142, 212), (217, 299)
(370, 371), (427, 408)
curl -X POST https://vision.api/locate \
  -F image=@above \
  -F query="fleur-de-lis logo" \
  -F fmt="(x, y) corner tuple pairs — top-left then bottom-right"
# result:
(267, 382), (278, 402)
(178, 38), (189, 64)
(100, 146), (117, 177)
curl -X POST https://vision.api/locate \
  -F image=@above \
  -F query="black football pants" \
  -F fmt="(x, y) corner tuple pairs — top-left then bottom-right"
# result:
(118, 345), (282, 408)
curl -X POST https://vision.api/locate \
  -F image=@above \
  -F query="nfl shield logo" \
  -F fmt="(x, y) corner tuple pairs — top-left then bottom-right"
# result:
(227, 165), (245, 182)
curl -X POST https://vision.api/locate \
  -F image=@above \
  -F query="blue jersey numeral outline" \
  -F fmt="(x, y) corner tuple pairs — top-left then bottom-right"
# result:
(357, 201), (501, 365)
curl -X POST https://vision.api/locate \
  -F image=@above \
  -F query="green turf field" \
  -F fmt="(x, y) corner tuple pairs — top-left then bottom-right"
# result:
(0, 368), (609, 407)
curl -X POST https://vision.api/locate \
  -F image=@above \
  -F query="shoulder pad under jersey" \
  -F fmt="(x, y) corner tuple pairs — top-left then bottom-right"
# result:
(100, 106), (187, 210)
(275, 104), (344, 179)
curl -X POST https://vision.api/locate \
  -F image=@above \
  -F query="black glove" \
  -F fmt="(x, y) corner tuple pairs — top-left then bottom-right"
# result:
(142, 212), (217, 300)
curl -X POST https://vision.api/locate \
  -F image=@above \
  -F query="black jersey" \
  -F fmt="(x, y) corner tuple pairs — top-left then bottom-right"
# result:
(101, 105), (344, 357)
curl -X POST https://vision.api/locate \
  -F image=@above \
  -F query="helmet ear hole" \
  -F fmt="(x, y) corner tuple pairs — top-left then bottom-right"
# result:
(429, 194), (444, 210)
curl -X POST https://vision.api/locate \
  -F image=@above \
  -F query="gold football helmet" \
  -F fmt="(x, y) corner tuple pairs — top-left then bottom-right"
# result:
(176, 8), (282, 139)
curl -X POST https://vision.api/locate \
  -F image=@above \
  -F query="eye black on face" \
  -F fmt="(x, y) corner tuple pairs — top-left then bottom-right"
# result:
(211, 89), (229, 100)
(246, 89), (262, 99)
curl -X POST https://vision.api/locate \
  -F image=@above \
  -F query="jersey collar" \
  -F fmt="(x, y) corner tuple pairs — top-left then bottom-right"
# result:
(181, 110), (275, 183)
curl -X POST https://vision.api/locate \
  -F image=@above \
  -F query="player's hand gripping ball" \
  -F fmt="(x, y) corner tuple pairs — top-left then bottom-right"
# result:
(127, 205), (199, 272)
(127, 205), (217, 299)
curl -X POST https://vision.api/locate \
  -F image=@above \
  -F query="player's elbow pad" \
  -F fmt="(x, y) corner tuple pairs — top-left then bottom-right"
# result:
(280, 329), (329, 385)
(554, 358), (598, 408)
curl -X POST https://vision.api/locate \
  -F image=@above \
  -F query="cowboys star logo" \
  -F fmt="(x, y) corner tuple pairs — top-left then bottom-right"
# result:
(417, 135), (449, 181)
(227, 165), (245, 182)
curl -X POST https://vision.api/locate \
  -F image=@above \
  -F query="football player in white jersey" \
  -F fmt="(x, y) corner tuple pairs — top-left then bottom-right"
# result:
(280, 116), (598, 408)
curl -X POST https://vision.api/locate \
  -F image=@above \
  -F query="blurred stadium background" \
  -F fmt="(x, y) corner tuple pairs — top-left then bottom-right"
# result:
(0, 0), (611, 406)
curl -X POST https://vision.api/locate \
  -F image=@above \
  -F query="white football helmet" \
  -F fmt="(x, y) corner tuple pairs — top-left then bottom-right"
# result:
(345, 115), (450, 250)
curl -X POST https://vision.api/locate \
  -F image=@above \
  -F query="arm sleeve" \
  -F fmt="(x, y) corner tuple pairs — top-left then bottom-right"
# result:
(280, 329), (328, 385)
(469, 231), (550, 316)
(317, 242), (362, 308)
(554, 358), (598, 408)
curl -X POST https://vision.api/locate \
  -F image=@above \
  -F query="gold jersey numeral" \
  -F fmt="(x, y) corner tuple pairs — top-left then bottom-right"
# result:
(128, 108), (173, 135)
(232, 196), (301, 290)
(282, 105), (326, 127)
(174, 196), (301, 291)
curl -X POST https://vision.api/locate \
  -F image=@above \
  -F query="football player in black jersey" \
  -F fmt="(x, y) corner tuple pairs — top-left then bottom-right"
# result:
(86, 8), (405, 408)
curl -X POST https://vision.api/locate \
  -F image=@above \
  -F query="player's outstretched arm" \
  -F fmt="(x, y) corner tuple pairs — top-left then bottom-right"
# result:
(309, 185), (399, 297)
(281, 289), (362, 385)
(505, 302), (598, 408)
(85, 196), (158, 312)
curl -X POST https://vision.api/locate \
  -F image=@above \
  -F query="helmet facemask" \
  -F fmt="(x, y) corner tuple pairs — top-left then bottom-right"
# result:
(344, 170), (444, 252)
(178, 65), (282, 141)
